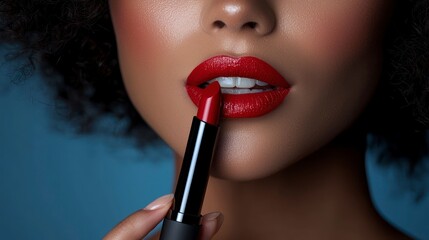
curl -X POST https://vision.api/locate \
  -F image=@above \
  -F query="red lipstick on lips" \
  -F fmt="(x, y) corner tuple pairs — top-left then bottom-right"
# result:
(160, 82), (222, 240)
(186, 56), (290, 118)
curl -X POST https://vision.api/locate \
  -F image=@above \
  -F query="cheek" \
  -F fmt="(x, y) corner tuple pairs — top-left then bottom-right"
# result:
(109, 2), (157, 62)
(277, 1), (388, 124)
(109, 1), (195, 153)
(109, 1), (200, 64)
(281, 1), (388, 68)
(305, 2), (387, 117)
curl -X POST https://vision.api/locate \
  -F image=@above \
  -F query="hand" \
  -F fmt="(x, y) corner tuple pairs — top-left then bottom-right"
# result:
(103, 194), (224, 240)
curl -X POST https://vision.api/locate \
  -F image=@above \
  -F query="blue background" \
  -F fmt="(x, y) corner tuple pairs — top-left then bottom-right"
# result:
(1, 47), (428, 239)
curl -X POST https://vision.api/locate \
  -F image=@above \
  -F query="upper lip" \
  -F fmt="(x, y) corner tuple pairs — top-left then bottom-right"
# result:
(187, 56), (289, 88)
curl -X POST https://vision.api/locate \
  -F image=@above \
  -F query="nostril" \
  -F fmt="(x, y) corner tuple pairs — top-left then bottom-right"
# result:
(202, 1), (276, 36)
(213, 20), (258, 30)
(213, 20), (226, 29)
(243, 21), (257, 29)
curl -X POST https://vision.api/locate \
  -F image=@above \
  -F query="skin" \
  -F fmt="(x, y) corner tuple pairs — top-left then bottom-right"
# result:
(106, 0), (409, 239)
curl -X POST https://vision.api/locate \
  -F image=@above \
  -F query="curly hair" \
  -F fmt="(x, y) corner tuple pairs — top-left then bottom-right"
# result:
(368, 0), (429, 176)
(0, 0), (157, 142)
(0, 1), (428, 174)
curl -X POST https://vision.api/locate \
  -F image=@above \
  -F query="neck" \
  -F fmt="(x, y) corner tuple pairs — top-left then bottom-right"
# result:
(173, 142), (405, 239)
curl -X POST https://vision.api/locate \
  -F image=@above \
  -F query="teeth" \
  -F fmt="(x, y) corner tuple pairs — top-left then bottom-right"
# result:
(205, 77), (273, 94)
(221, 88), (266, 94)
(256, 80), (269, 86)
(208, 77), (269, 88)
(216, 77), (235, 87)
(236, 78), (255, 88)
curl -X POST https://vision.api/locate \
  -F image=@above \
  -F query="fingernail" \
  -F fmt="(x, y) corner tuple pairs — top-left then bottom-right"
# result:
(144, 194), (174, 211)
(204, 212), (221, 222)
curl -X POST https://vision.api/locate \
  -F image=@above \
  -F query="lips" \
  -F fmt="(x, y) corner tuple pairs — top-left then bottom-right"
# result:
(186, 56), (290, 118)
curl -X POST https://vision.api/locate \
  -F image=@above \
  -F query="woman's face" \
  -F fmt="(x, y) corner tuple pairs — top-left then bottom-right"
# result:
(109, 0), (391, 180)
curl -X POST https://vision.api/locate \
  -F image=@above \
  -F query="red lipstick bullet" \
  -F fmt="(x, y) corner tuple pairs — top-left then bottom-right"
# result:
(197, 81), (222, 125)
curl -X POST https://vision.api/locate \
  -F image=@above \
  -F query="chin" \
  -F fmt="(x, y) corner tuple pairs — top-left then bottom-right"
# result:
(209, 157), (277, 181)
(207, 141), (298, 182)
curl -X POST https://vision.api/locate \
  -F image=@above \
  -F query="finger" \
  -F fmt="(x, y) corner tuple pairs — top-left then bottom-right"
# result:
(199, 212), (224, 240)
(103, 194), (173, 240)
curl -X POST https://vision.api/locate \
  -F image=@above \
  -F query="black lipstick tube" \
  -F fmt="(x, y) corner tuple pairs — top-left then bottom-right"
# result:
(159, 117), (219, 240)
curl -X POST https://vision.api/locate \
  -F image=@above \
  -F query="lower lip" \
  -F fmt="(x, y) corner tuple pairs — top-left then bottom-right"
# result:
(186, 86), (290, 118)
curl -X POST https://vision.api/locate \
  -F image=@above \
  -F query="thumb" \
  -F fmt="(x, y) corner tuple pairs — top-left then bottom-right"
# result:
(199, 212), (224, 240)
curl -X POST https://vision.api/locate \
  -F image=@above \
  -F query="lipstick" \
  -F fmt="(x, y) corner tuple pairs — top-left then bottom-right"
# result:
(159, 82), (222, 240)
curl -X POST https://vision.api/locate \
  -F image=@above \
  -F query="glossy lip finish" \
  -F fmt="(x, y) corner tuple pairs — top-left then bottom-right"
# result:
(186, 56), (290, 118)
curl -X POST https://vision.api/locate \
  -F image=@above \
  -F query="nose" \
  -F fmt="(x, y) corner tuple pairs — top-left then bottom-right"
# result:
(201, 0), (276, 36)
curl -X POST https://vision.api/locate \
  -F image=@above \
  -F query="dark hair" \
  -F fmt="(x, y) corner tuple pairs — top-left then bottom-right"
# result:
(368, 0), (429, 177)
(0, 0), (157, 143)
(1, 1), (428, 174)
